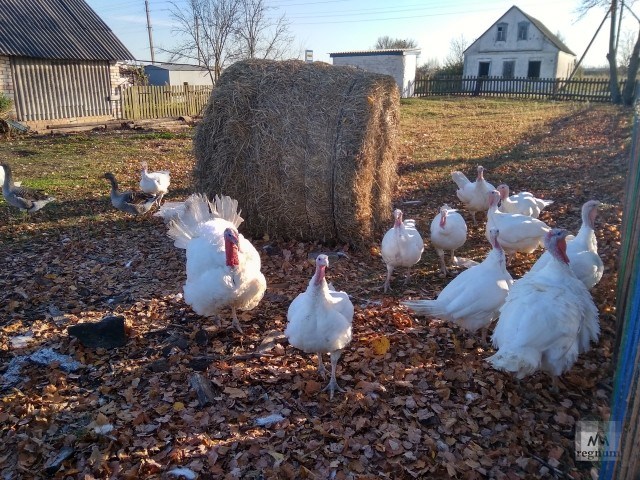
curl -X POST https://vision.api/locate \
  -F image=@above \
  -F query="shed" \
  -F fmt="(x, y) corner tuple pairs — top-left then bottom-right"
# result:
(463, 6), (576, 81)
(144, 64), (214, 86)
(0, 0), (135, 129)
(330, 49), (421, 98)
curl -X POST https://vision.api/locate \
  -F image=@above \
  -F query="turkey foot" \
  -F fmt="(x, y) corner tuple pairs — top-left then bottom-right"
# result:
(317, 354), (327, 379)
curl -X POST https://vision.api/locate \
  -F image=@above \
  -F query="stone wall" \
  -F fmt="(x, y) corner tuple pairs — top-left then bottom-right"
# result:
(0, 55), (16, 117)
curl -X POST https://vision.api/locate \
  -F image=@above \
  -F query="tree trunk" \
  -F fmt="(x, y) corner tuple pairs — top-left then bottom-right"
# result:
(608, 0), (622, 103)
(622, 26), (640, 105)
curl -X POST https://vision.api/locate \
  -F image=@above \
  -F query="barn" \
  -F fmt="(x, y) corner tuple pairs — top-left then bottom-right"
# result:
(0, 0), (135, 129)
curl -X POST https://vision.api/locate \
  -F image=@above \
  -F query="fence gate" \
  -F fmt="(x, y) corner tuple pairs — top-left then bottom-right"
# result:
(10, 57), (112, 122)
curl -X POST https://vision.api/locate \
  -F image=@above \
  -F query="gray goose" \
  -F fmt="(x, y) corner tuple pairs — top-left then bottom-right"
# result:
(1, 162), (55, 213)
(104, 172), (157, 215)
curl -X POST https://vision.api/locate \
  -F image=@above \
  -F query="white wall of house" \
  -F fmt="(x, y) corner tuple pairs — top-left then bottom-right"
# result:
(463, 7), (576, 80)
(331, 50), (420, 97)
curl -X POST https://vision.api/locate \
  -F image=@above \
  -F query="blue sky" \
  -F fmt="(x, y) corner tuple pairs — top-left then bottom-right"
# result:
(86, 0), (635, 68)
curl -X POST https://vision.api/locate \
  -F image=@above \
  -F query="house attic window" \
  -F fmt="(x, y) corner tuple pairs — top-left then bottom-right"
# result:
(518, 22), (529, 40)
(496, 23), (507, 41)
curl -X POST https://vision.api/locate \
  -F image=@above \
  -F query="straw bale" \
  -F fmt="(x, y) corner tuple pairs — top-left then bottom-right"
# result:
(193, 59), (400, 245)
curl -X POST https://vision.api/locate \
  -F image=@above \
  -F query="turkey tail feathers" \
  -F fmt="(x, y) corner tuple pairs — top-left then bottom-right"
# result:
(451, 171), (470, 190)
(402, 300), (444, 318)
(158, 193), (244, 249)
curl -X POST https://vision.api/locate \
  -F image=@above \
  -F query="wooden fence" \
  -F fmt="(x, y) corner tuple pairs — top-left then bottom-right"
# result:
(120, 85), (213, 120)
(413, 76), (635, 102)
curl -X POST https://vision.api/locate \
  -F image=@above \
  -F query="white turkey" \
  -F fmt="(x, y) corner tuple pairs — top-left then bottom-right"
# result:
(486, 190), (550, 260)
(1, 162), (55, 213)
(380, 209), (424, 292)
(529, 200), (603, 289)
(487, 228), (600, 386)
(157, 193), (266, 333)
(403, 229), (513, 344)
(104, 172), (157, 215)
(497, 184), (553, 218)
(429, 204), (467, 276)
(451, 165), (496, 225)
(285, 254), (354, 399)
(140, 161), (170, 205)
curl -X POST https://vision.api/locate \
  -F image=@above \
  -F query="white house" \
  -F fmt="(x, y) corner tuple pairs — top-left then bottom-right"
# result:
(144, 64), (214, 86)
(463, 6), (576, 80)
(329, 49), (421, 97)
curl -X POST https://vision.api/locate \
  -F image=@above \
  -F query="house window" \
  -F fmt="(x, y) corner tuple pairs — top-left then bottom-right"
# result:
(502, 60), (515, 78)
(528, 60), (541, 78)
(478, 62), (490, 77)
(518, 22), (529, 40)
(496, 23), (507, 41)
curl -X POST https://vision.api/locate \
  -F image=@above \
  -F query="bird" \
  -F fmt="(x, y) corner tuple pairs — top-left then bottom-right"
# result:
(0, 162), (55, 213)
(403, 229), (513, 344)
(486, 190), (550, 260)
(157, 193), (266, 333)
(497, 184), (553, 218)
(380, 208), (424, 292)
(104, 172), (157, 215)
(139, 161), (170, 205)
(429, 204), (467, 276)
(451, 166), (496, 225)
(487, 228), (600, 387)
(285, 254), (354, 399)
(529, 200), (603, 289)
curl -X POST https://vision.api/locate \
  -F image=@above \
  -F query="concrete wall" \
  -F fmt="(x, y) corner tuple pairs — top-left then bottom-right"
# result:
(146, 67), (214, 86)
(332, 53), (418, 97)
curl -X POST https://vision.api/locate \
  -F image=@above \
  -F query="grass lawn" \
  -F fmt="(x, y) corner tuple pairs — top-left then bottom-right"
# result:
(0, 97), (631, 479)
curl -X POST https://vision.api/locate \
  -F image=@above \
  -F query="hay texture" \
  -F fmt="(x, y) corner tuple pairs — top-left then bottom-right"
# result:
(193, 59), (400, 245)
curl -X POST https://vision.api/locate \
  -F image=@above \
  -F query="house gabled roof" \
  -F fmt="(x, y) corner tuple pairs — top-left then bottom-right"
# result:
(464, 5), (576, 56)
(0, 0), (135, 61)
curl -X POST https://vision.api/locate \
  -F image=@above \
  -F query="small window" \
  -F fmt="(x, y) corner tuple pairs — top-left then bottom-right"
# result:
(528, 60), (541, 78)
(518, 22), (529, 40)
(478, 62), (490, 77)
(502, 60), (515, 78)
(496, 23), (507, 41)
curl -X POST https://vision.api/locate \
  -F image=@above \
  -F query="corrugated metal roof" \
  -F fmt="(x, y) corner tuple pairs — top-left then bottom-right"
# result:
(520, 9), (576, 56)
(145, 64), (210, 71)
(330, 48), (421, 57)
(0, 0), (135, 61)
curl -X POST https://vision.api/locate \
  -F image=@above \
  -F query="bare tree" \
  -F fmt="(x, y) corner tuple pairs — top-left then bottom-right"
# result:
(578, 0), (640, 104)
(417, 57), (441, 76)
(374, 36), (418, 49)
(163, 0), (294, 83)
(234, 0), (294, 60)
(444, 35), (469, 71)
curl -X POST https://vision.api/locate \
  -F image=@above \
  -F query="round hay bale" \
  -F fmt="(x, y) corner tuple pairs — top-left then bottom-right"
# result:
(193, 59), (400, 245)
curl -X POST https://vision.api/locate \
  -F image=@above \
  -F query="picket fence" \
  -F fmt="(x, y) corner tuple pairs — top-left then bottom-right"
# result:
(120, 85), (213, 120)
(413, 76), (636, 102)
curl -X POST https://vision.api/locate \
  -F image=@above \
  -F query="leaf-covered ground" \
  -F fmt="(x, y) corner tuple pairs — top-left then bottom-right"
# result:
(0, 99), (631, 479)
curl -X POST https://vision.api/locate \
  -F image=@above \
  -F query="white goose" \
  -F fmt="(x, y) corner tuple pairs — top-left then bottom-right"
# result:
(529, 200), (603, 289)
(497, 184), (553, 218)
(430, 204), (467, 276)
(452, 166), (496, 225)
(140, 161), (170, 205)
(403, 229), (513, 344)
(380, 209), (424, 292)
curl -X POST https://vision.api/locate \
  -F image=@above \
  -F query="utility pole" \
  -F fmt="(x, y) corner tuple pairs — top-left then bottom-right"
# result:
(145, 0), (156, 64)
